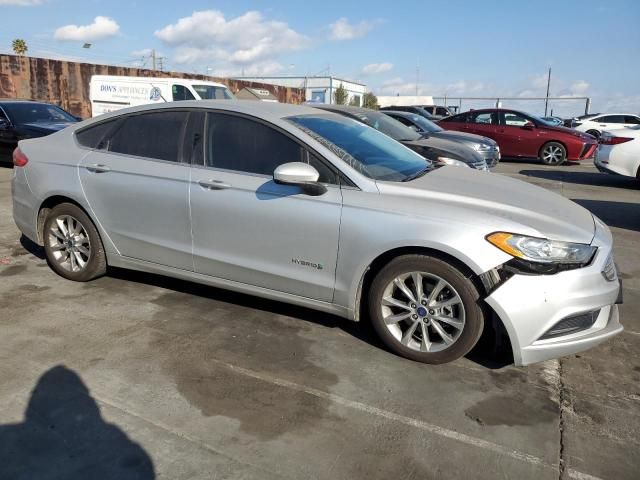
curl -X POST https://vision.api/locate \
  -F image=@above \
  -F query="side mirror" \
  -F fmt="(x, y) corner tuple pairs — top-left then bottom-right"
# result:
(273, 162), (326, 196)
(523, 121), (535, 130)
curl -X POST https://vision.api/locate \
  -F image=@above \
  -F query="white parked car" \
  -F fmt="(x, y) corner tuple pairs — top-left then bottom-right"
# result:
(574, 113), (640, 138)
(90, 75), (235, 117)
(594, 126), (640, 180)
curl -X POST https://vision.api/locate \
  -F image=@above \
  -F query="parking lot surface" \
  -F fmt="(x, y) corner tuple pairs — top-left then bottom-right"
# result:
(0, 160), (638, 479)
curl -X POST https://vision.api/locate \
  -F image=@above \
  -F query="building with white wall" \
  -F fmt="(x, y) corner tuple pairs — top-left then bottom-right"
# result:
(235, 76), (367, 106)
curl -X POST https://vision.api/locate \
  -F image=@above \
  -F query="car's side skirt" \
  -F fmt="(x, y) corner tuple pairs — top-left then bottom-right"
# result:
(109, 254), (353, 320)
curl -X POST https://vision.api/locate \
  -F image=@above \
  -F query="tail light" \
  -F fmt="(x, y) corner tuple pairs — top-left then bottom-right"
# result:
(12, 147), (28, 167)
(599, 136), (634, 145)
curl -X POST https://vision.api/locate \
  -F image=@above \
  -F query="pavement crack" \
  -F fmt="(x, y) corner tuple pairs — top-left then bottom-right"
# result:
(558, 359), (568, 480)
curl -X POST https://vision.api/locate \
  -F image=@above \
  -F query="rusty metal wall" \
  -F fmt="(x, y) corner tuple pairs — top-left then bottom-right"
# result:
(0, 54), (306, 118)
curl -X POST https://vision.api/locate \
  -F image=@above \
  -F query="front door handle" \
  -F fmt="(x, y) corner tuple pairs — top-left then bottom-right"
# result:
(198, 179), (231, 190)
(86, 164), (111, 173)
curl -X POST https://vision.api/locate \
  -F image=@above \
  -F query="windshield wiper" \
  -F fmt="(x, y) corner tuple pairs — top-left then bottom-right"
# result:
(402, 165), (431, 182)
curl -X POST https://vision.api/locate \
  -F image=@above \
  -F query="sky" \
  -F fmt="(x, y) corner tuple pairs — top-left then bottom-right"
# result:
(1, 0), (639, 116)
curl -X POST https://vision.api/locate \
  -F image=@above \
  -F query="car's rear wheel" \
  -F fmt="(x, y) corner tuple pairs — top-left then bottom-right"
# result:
(43, 203), (107, 281)
(368, 255), (484, 364)
(539, 142), (567, 165)
(586, 129), (601, 139)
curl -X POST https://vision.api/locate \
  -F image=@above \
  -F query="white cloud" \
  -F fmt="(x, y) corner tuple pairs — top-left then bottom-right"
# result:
(0, 0), (42, 5)
(362, 62), (393, 75)
(329, 17), (379, 40)
(569, 80), (590, 95)
(155, 10), (308, 71)
(54, 16), (120, 42)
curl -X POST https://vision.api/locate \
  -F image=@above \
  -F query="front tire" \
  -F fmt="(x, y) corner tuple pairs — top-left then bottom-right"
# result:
(368, 255), (484, 364)
(539, 141), (567, 165)
(43, 203), (107, 281)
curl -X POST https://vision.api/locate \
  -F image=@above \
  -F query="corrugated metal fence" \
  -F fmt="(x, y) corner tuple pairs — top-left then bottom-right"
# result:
(0, 54), (305, 118)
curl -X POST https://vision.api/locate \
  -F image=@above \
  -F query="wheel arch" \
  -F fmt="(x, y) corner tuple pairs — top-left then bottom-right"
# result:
(37, 195), (98, 246)
(353, 245), (514, 361)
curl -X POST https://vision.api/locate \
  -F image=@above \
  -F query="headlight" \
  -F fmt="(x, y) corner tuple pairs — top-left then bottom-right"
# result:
(486, 232), (596, 265)
(437, 156), (470, 168)
(472, 143), (492, 152)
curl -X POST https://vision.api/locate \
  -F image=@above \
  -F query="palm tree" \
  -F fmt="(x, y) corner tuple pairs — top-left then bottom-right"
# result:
(11, 39), (28, 56)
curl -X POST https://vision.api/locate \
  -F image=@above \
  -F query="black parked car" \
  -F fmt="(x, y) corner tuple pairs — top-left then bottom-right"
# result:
(0, 100), (79, 164)
(379, 105), (436, 121)
(312, 104), (489, 170)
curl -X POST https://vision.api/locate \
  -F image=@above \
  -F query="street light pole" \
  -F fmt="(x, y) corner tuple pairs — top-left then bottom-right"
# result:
(544, 67), (551, 117)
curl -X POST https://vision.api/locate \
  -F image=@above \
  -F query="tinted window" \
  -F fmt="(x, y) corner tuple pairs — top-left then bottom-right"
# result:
(349, 111), (420, 141)
(206, 113), (336, 183)
(182, 112), (205, 165)
(435, 107), (449, 116)
(441, 112), (467, 123)
(172, 85), (196, 101)
(288, 114), (430, 182)
(76, 119), (119, 149)
(2, 103), (76, 124)
(469, 112), (495, 125)
(109, 111), (187, 162)
(389, 115), (413, 127)
(598, 115), (625, 123)
(624, 116), (640, 124)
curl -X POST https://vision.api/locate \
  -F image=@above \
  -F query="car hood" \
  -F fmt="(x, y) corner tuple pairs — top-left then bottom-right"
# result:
(542, 124), (595, 141)
(430, 130), (496, 146)
(402, 136), (481, 162)
(377, 166), (595, 244)
(18, 122), (75, 137)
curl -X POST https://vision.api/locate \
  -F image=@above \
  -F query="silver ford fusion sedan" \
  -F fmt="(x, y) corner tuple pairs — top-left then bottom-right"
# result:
(11, 101), (622, 366)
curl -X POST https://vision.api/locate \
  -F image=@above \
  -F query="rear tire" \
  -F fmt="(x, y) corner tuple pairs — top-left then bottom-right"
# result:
(368, 255), (484, 364)
(586, 129), (601, 139)
(539, 141), (567, 166)
(43, 203), (107, 282)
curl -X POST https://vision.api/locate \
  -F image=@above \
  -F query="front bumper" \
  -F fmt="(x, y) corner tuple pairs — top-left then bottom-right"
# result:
(485, 221), (623, 366)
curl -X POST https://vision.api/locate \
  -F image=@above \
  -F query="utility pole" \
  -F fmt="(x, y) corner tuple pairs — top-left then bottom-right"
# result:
(544, 67), (551, 117)
(151, 49), (156, 71)
(415, 58), (420, 96)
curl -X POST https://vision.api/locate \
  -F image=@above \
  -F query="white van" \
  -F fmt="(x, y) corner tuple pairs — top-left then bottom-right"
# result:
(89, 75), (235, 117)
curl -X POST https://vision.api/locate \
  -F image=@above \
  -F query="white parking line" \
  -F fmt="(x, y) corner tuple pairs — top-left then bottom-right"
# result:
(213, 359), (603, 480)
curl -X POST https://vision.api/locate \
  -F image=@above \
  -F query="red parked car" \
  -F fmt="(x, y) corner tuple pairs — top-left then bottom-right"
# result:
(438, 108), (597, 165)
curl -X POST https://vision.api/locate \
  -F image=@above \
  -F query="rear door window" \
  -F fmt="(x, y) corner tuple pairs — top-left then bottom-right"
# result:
(598, 115), (625, 123)
(109, 111), (188, 162)
(470, 112), (496, 125)
(624, 116), (640, 124)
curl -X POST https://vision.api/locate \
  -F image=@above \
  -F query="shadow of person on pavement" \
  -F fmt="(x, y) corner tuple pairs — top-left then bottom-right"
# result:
(0, 365), (155, 479)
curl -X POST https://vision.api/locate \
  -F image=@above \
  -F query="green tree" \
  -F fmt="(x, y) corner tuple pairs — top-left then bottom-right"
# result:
(333, 83), (348, 105)
(362, 91), (378, 109)
(11, 39), (28, 56)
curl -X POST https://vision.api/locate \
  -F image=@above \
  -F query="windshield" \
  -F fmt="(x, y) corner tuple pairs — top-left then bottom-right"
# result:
(526, 112), (557, 127)
(402, 113), (443, 133)
(3, 103), (76, 124)
(193, 85), (235, 100)
(288, 114), (430, 182)
(349, 110), (421, 142)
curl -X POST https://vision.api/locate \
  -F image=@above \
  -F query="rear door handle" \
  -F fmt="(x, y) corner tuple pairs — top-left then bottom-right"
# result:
(198, 179), (231, 190)
(86, 164), (111, 173)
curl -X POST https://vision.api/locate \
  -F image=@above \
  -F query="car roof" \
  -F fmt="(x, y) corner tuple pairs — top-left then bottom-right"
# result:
(382, 110), (414, 117)
(85, 100), (327, 123)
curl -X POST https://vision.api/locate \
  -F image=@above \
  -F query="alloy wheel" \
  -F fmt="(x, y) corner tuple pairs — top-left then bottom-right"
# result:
(380, 272), (466, 353)
(542, 144), (564, 164)
(48, 215), (92, 272)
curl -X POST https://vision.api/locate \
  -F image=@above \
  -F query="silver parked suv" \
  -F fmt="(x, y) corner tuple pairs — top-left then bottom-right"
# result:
(11, 101), (622, 365)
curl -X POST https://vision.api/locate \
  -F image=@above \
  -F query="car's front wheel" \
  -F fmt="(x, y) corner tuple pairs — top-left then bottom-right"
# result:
(539, 142), (567, 165)
(368, 255), (484, 364)
(43, 203), (107, 281)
